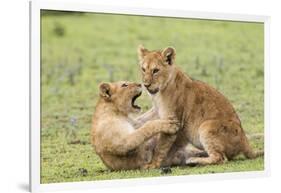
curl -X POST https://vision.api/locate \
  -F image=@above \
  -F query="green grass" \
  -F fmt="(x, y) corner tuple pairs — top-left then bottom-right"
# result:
(41, 11), (264, 184)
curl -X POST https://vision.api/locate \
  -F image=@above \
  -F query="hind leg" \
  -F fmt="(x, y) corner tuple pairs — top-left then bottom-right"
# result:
(186, 120), (238, 166)
(143, 133), (177, 169)
(162, 144), (208, 167)
(186, 151), (224, 166)
(186, 144), (209, 158)
(161, 144), (186, 167)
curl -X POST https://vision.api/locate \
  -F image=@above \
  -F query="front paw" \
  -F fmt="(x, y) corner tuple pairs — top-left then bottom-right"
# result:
(142, 164), (153, 170)
(142, 163), (159, 170)
(164, 120), (180, 134)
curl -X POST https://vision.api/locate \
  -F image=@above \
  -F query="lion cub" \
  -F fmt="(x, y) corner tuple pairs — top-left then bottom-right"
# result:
(137, 45), (263, 168)
(91, 81), (178, 170)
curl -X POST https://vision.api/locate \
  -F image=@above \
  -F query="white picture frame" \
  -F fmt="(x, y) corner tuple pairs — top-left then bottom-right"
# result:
(30, 0), (270, 192)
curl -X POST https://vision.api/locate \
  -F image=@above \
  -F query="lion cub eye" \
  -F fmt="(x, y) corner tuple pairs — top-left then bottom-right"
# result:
(152, 68), (159, 74)
(141, 67), (146, 72)
(121, 83), (128, 87)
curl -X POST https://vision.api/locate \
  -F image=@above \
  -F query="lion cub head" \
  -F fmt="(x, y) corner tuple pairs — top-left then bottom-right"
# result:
(99, 81), (142, 114)
(137, 45), (176, 95)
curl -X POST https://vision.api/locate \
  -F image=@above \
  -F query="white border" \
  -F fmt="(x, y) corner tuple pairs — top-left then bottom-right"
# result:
(30, 0), (270, 192)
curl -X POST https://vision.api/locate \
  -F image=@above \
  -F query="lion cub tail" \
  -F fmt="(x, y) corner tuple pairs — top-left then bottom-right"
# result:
(244, 148), (264, 159)
(242, 133), (264, 159)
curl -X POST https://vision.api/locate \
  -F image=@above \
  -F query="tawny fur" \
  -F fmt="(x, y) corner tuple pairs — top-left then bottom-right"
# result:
(90, 81), (179, 170)
(137, 45), (263, 168)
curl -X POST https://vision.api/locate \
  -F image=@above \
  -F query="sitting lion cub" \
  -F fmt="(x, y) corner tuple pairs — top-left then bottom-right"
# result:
(91, 81), (179, 170)
(137, 45), (263, 169)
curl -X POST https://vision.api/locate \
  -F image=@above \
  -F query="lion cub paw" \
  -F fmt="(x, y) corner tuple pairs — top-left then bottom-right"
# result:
(142, 163), (159, 170)
(162, 120), (180, 134)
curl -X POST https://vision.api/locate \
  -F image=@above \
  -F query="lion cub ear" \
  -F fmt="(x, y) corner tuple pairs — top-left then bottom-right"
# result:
(161, 47), (176, 65)
(99, 83), (112, 101)
(137, 44), (148, 60)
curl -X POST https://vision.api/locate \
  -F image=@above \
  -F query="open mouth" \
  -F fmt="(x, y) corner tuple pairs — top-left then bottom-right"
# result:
(131, 92), (142, 109)
(147, 88), (159, 95)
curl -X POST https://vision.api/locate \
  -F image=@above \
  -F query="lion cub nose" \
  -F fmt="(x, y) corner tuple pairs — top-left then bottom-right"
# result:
(144, 83), (151, 88)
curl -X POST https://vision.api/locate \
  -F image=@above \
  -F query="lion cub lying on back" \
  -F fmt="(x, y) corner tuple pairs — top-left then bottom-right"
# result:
(91, 81), (179, 170)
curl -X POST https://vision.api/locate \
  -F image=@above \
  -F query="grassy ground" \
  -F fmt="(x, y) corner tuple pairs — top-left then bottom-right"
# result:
(41, 11), (264, 184)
